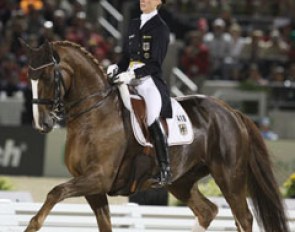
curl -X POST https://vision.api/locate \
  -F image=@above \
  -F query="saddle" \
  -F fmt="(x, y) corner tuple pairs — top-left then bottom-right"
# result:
(130, 94), (194, 148)
(130, 94), (167, 144)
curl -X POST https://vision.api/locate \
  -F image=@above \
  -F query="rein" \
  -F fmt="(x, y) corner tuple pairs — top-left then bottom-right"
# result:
(65, 87), (114, 122)
(29, 62), (54, 71)
(29, 55), (115, 123)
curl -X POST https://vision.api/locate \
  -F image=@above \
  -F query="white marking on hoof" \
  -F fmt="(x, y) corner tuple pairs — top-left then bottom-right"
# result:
(234, 216), (245, 232)
(192, 217), (206, 232)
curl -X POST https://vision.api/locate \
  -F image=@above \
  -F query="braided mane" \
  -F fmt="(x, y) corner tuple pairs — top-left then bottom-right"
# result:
(52, 40), (106, 77)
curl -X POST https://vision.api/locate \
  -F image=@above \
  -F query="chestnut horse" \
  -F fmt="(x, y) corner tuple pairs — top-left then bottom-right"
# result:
(21, 40), (289, 232)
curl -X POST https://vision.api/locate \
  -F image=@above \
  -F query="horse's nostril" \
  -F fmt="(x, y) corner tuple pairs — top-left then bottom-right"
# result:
(32, 114), (54, 133)
(43, 122), (50, 129)
(39, 122), (52, 133)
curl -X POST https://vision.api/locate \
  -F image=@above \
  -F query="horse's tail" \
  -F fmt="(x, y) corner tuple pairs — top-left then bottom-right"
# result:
(237, 112), (290, 232)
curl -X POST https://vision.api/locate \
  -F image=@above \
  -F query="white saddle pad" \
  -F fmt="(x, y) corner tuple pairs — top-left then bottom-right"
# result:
(131, 98), (194, 147)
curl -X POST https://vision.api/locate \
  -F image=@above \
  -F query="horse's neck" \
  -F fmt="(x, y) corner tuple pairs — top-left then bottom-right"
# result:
(59, 47), (113, 123)
(63, 53), (107, 102)
(68, 73), (106, 101)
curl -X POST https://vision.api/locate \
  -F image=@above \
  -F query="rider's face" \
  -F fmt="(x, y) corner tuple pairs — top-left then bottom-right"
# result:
(140, 0), (161, 14)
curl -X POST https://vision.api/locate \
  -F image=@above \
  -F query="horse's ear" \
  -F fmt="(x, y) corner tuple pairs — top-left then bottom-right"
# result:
(18, 37), (32, 55)
(43, 39), (53, 57)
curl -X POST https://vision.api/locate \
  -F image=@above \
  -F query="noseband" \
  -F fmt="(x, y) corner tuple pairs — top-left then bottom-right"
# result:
(30, 57), (66, 121)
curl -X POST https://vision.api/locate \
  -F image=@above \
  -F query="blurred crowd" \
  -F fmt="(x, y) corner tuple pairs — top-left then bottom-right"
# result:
(1, 0), (295, 124)
(173, 0), (295, 88)
(179, 17), (295, 85)
(0, 0), (121, 97)
(163, 0), (295, 18)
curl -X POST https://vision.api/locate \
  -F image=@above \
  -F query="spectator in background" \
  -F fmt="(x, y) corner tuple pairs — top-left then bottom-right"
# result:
(287, 30), (295, 63)
(259, 117), (279, 141)
(25, 2), (44, 35)
(180, 30), (209, 89)
(240, 29), (266, 63)
(269, 66), (285, 83)
(85, 23), (110, 63)
(18, 55), (29, 89)
(18, 55), (32, 125)
(85, 0), (100, 24)
(275, 18), (292, 44)
(286, 62), (295, 82)
(204, 18), (231, 80)
(245, 63), (268, 86)
(20, 0), (43, 15)
(175, 0), (196, 14)
(0, 54), (20, 96)
(65, 11), (87, 45)
(263, 29), (289, 71)
(195, 0), (211, 14)
(38, 21), (61, 44)
(62, 0), (85, 26)
(240, 29), (267, 78)
(219, 4), (236, 31)
(197, 17), (208, 36)
(52, 9), (67, 39)
(4, 10), (27, 56)
(42, 0), (58, 22)
(227, 23), (245, 80)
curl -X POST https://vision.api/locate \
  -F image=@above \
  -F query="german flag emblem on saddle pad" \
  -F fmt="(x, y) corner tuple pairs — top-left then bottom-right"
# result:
(131, 98), (194, 147)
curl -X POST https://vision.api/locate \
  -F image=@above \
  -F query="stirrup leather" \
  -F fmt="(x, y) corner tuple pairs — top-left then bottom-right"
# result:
(159, 165), (172, 186)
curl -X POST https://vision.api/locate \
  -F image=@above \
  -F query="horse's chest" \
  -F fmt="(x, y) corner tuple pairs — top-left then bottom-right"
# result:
(64, 151), (82, 176)
(64, 140), (89, 175)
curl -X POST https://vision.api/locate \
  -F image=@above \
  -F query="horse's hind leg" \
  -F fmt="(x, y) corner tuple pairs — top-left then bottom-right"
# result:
(24, 175), (111, 232)
(222, 189), (252, 232)
(85, 194), (111, 231)
(189, 185), (219, 231)
(168, 174), (218, 231)
(211, 169), (253, 232)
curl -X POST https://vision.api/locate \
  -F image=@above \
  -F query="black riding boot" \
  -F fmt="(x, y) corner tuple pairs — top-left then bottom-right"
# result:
(149, 120), (172, 186)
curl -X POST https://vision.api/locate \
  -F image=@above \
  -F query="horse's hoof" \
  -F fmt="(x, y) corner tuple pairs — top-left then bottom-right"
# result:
(24, 229), (35, 232)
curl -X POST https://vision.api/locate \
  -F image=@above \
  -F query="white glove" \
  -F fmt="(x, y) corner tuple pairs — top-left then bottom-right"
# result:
(113, 71), (135, 85)
(107, 64), (118, 79)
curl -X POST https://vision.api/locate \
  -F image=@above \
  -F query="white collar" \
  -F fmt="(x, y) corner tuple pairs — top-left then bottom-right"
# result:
(140, 10), (158, 28)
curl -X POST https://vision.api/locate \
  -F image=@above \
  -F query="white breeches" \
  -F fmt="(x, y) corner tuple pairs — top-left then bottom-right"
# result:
(135, 77), (162, 126)
(128, 62), (162, 126)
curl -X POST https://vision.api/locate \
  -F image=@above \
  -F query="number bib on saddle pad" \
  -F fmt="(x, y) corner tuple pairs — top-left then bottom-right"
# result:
(131, 98), (194, 147)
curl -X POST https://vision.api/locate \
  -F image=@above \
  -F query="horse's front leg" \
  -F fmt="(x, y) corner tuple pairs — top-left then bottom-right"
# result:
(24, 174), (111, 232)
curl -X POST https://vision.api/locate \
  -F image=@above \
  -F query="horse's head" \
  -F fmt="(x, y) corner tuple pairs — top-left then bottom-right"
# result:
(20, 39), (66, 133)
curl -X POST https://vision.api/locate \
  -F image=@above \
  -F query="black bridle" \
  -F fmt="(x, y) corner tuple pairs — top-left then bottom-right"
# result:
(30, 57), (66, 121)
(29, 55), (115, 123)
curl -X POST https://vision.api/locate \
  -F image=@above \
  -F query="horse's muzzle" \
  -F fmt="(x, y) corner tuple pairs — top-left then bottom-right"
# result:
(33, 114), (55, 134)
